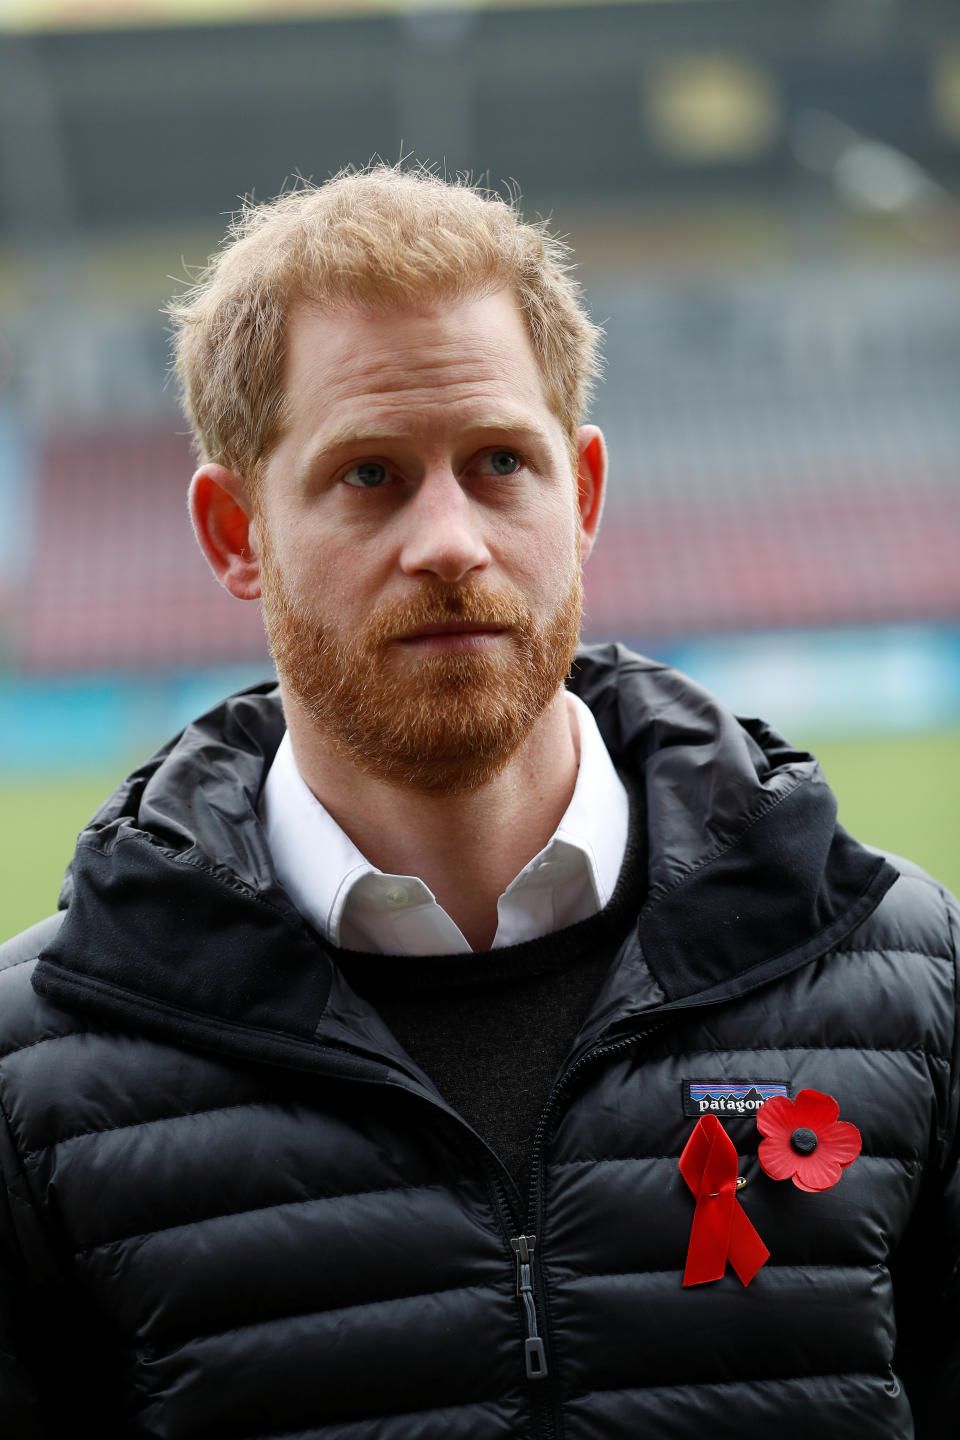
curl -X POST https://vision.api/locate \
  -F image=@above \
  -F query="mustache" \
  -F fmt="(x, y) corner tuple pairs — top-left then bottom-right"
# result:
(369, 584), (533, 640)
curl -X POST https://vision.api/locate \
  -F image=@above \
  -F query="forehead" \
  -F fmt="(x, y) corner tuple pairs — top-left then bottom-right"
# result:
(278, 290), (554, 441)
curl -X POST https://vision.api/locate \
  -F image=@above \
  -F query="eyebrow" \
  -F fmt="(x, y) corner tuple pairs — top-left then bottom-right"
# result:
(312, 415), (550, 458)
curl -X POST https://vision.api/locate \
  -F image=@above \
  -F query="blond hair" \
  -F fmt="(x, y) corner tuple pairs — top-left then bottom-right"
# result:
(168, 165), (603, 483)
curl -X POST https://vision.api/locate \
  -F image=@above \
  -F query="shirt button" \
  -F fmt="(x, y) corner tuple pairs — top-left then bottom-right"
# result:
(385, 885), (409, 908)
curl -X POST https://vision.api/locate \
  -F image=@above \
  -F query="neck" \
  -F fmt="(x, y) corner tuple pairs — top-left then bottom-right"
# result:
(282, 686), (580, 951)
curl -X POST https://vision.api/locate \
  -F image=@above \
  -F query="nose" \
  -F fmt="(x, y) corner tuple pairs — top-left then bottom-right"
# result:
(398, 468), (491, 584)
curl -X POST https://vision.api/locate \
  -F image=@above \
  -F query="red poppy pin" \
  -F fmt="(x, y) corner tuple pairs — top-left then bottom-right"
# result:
(757, 1089), (862, 1192)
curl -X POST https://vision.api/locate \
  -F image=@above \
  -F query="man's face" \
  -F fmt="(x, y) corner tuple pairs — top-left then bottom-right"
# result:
(253, 290), (593, 794)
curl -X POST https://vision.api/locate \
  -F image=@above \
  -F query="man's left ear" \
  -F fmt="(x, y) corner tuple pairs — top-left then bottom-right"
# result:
(575, 425), (607, 561)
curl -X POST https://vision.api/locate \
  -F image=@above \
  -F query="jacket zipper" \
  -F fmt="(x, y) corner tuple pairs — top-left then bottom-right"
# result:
(511, 1234), (548, 1379)
(517, 1017), (673, 1440)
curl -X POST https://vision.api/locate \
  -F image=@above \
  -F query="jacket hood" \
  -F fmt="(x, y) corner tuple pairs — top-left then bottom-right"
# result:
(33, 645), (897, 1069)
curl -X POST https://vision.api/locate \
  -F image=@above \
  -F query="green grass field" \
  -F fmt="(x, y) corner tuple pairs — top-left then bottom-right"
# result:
(1, 729), (958, 942)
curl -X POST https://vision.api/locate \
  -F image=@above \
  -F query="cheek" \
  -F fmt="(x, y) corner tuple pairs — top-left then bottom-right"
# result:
(506, 506), (580, 586)
(267, 522), (351, 605)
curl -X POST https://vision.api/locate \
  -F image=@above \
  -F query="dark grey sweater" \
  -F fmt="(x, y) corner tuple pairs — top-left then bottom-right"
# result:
(336, 779), (646, 1202)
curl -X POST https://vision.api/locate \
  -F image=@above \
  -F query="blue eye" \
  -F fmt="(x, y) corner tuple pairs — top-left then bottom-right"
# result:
(486, 451), (521, 475)
(343, 462), (388, 488)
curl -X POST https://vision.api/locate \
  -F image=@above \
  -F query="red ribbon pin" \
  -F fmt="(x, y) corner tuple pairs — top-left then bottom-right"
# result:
(679, 1115), (770, 1287)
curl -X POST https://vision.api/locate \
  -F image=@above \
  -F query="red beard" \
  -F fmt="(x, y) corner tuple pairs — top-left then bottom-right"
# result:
(259, 544), (583, 795)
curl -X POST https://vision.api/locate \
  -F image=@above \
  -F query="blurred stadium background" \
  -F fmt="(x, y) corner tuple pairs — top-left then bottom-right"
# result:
(1, 0), (958, 933)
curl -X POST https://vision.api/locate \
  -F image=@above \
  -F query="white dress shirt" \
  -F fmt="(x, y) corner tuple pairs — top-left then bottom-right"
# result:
(259, 692), (630, 955)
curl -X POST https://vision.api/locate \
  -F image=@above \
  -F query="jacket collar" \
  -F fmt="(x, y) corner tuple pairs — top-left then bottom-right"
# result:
(572, 645), (896, 1006)
(33, 647), (897, 1075)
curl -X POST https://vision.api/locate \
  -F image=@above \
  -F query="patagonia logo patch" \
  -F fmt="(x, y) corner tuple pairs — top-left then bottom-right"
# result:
(682, 1080), (790, 1119)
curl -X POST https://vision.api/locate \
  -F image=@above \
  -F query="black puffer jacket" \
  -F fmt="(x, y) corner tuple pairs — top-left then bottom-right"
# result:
(0, 646), (957, 1439)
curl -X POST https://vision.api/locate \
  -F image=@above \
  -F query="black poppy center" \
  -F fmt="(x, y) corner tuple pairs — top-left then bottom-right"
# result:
(790, 1126), (819, 1156)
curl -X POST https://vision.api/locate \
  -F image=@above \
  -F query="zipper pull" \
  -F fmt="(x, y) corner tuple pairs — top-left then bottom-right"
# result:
(511, 1234), (548, 1380)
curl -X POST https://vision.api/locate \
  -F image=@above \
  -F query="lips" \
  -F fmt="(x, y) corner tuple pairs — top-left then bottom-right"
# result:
(397, 620), (508, 642)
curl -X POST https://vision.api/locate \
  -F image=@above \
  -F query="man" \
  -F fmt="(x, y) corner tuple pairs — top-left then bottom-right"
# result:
(0, 167), (956, 1439)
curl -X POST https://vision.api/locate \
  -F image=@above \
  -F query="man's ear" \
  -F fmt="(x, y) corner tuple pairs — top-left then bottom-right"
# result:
(575, 425), (607, 562)
(188, 464), (262, 600)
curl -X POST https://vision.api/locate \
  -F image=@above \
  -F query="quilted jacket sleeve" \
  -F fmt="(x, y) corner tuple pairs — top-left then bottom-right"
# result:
(0, 1050), (128, 1439)
(891, 882), (960, 1435)
(0, 1210), (47, 1439)
(0, 920), (122, 1439)
(0, 928), (55, 1439)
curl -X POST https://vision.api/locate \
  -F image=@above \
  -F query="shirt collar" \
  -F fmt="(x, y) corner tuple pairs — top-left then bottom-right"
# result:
(551, 691), (630, 911)
(259, 691), (629, 955)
